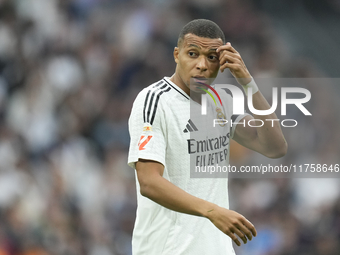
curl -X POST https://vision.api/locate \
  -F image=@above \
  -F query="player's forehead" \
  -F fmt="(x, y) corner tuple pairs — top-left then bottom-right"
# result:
(181, 33), (223, 50)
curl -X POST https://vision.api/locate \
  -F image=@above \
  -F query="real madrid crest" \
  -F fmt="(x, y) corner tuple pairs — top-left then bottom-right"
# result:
(216, 107), (226, 127)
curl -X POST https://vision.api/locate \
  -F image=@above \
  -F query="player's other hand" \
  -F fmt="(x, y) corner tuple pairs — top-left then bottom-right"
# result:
(216, 43), (251, 86)
(205, 205), (257, 246)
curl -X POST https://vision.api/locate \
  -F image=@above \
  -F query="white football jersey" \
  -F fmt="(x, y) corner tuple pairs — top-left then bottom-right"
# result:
(128, 77), (248, 255)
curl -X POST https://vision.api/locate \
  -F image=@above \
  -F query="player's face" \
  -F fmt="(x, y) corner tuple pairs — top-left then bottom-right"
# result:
(173, 34), (223, 94)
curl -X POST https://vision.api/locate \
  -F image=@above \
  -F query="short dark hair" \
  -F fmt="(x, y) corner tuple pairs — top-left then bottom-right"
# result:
(177, 19), (225, 46)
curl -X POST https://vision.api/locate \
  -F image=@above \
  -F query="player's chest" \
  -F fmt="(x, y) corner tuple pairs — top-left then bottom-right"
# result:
(163, 101), (231, 144)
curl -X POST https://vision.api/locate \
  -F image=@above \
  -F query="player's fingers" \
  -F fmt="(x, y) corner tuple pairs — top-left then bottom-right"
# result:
(232, 227), (248, 244)
(219, 63), (239, 73)
(219, 51), (240, 65)
(225, 230), (241, 246)
(241, 218), (257, 237)
(235, 223), (253, 241)
(219, 54), (238, 66)
(217, 42), (238, 54)
(228, 44), (239, 54)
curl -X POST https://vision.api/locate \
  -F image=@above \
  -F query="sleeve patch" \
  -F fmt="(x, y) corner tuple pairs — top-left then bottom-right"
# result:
(138, 135), (153, 151)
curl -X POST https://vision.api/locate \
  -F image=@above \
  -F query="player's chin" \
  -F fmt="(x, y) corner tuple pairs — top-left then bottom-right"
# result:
(190, 86), (206, 94)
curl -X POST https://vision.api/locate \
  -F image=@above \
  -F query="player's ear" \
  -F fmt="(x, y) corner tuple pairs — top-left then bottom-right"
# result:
(174, 47), (179, 64)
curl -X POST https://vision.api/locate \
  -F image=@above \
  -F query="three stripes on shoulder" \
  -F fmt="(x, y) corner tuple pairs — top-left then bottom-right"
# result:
(143, 81), (171, 125)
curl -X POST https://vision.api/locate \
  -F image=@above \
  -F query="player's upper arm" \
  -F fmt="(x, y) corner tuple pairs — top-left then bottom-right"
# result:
(135, 159), (164, 197)
(127, 86), (167, 169)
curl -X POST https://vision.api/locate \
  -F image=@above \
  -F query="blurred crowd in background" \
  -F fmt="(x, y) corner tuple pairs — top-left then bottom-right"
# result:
(0, 0), (339, 254)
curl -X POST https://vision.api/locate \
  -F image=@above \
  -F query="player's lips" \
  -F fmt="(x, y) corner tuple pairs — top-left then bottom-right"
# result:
(192, 76), (208, 84)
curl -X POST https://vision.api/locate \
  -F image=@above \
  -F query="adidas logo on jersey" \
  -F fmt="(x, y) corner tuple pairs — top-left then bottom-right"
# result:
(183, 119), (198, 133)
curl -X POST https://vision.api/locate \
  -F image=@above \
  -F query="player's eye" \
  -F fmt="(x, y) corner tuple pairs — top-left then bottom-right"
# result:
(188, 51), (198, 57)
(208, 55), (218, 61)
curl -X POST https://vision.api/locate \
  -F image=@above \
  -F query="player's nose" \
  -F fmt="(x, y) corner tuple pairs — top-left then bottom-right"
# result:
(196, 56), (208, 72)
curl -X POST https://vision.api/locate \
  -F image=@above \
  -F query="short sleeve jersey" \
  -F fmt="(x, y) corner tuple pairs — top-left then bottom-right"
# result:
(128, 77), (248, 255)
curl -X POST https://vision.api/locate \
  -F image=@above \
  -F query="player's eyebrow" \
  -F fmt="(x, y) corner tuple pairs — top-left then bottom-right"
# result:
(187, 44), (218, 52)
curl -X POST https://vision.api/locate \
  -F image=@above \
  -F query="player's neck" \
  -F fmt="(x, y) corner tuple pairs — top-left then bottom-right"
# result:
(170, 73), (189, 95)
(170, 74), (202, 104)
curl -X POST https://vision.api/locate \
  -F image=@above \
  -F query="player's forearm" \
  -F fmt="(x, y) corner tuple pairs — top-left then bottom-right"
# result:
(139, 173), (216, 218)
(250, 90), (287, 158)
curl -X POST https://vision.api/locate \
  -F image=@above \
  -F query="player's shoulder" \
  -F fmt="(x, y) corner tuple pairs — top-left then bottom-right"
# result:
(130, 78), (174, 125)
(136, 79), (169, 99)
(133, 77), (188, 107)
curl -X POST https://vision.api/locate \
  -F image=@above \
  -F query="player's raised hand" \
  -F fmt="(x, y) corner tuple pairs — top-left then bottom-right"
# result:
(216, 42), (252, 86)
(206, 205), (257, 246)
